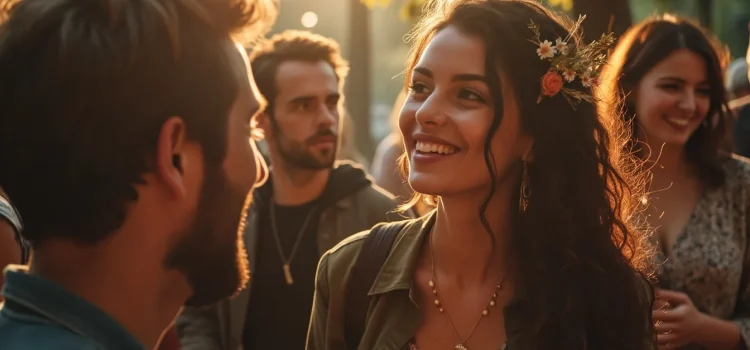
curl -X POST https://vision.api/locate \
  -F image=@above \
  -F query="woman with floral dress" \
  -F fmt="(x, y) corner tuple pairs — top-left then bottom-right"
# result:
(599, 14), (750, 350)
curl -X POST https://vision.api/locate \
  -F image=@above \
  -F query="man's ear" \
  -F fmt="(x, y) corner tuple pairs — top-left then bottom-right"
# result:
(155, 117), (189, 199)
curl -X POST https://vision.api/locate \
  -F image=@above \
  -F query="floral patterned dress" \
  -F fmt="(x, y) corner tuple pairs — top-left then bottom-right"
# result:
(652, 156), (750, 349)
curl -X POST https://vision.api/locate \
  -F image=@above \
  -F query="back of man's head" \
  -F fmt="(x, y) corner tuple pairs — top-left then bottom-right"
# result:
(0, 0), (274, 247)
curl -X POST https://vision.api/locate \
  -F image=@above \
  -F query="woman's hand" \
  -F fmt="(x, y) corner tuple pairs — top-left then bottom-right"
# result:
(653, 289), (705, 349)
(653, 289), (742, 350)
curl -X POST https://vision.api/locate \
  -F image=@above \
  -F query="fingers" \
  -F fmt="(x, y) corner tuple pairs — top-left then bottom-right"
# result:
(656, 289), (690, 304)
(654, 320), (677, 333)
(655, 326), (687, 350)
(653, 298), (670, 311)
(653, 304), (688, 322)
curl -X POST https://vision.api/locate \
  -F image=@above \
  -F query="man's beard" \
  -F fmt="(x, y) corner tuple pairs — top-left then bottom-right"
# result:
(276, 129), (338, 170)
(163, 165), (252, 307)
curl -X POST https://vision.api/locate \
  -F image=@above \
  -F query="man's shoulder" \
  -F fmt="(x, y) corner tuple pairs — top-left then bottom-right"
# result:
(348, 183), (413, 220)
(357, 181), (396, 199)
(0, 311), (99, 350)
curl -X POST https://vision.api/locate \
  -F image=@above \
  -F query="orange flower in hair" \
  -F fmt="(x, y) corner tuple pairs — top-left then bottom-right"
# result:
(527, 15), (615, 108)
(540, 71), (564, 99)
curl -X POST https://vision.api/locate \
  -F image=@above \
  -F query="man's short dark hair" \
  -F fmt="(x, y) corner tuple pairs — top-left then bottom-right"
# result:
(248, 30), (349, 116)
(0, 0), (275, 246)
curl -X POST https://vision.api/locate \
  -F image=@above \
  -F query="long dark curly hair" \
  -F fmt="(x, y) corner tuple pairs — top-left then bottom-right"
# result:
(398, 0), (656, 349)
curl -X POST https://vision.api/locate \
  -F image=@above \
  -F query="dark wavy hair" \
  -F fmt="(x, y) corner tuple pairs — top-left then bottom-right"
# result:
(398, 0), (655, 349)
(598, 14), (732, 189)
(0, 0), (275, 246)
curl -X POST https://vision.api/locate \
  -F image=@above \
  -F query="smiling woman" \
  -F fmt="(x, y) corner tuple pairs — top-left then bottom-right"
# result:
(597, 14), (750, 350)
(306, 1), (656, 350)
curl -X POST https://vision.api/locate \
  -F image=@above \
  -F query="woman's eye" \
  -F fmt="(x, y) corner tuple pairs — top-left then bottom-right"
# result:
(458, 89), (484, 102)
(659, 84), (680, 92)
(409, 82), (430, 94)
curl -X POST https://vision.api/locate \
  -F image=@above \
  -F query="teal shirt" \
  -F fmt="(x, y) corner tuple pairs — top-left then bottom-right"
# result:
(0, 266), (145, 350)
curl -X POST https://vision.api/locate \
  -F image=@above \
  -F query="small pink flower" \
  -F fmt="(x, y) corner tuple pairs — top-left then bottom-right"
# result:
(562, 69), (576, 82)
(541, 71), (564, 97)
(581, 72), (599, 88)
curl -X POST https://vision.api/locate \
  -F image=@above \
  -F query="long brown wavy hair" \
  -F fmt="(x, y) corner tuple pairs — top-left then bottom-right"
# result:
(398, 1), (656, 349)
(597, 14), (732, 189)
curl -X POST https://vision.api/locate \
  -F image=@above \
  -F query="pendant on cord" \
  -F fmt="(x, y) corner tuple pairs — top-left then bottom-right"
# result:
(283, 263), (294, 285)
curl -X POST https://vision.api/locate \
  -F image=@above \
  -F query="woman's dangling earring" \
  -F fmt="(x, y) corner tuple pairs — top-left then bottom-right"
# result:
(519, 160), (531, 213)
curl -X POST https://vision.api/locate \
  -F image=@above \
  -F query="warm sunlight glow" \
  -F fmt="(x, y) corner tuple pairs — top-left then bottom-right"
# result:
(301, 12), (318, 28)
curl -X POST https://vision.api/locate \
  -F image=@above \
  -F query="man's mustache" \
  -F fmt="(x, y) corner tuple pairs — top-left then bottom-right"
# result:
(306, 130), (338, 144)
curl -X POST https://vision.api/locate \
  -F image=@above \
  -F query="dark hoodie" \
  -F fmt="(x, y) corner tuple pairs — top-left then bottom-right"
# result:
(243, 163), (376, 350)
(252, 162), (373, 211)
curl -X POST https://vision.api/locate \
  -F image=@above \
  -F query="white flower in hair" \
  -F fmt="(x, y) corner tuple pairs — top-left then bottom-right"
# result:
(555, 38), (569, 55)
(536, 40), (557, 59)
(562, 68), (576, 82)
(528, 15), (614, 107)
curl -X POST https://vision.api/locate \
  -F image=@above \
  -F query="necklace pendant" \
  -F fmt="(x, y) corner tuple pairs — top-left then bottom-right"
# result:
(282, 263), (294, 285)
(455, 344), (468, 350)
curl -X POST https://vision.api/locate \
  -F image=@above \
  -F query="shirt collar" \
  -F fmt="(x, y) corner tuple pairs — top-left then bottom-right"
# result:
(366, 210), (530, 309)
(2, 265), (145, 350)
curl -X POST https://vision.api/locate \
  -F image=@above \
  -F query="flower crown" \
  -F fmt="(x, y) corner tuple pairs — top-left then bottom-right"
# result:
(528, 15), (615, 108)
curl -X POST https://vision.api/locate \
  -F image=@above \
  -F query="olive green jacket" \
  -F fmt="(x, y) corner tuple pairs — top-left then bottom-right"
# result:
(306, 212), (538, 350)
(307, 212), (658, 350)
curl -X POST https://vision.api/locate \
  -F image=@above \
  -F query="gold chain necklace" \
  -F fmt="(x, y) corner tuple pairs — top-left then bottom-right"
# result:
(269, 202), (318, 285)
(429, 233), (506, 350)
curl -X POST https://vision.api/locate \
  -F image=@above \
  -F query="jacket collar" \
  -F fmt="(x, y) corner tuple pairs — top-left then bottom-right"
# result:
(368, 211), (435, 296)
(365, 211), (530, 337)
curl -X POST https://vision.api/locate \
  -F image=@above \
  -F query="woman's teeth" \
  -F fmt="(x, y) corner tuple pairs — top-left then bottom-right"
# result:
(415, 141), (458, 155)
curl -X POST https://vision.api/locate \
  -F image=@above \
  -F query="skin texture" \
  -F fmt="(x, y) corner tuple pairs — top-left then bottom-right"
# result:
(0, 220), (20, 302)
(259, 60), (340, 170)
(0, 188), (21, 303)
(402, 26), (532, 350)
(635, 49), (710, 149)
(256, 59), (341, 206)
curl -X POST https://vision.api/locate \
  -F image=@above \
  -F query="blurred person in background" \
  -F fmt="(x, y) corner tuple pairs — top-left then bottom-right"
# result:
(307, 1), (654, 349)
(371, 91), (435, 215)
(727, 58), (750, 157)
(340, 113), (369, 167)
(0, 0), (273, 348)
(177, 30), (408, 350)
(0, 188), (27, 301)
(372, 91), (411, 201)
(599, 14), (750, 350)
